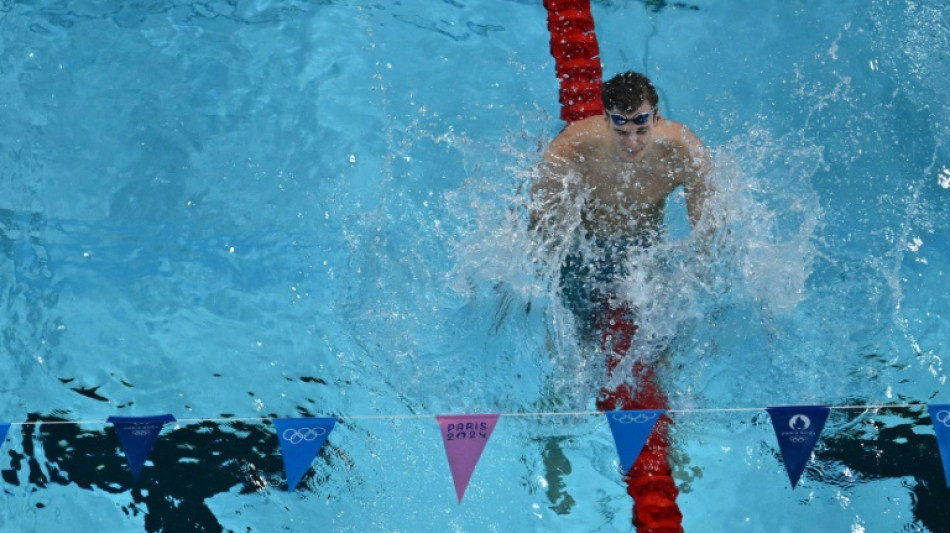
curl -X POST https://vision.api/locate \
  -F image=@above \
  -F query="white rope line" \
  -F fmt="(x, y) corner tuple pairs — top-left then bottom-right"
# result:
(4, 402), (930, 427)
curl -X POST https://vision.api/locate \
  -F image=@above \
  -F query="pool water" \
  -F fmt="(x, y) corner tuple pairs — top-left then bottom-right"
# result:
(1, 0), (949, 531)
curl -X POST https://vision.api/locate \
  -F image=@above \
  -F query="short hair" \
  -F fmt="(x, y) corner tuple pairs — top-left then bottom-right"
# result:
(601, 71), (659, 113)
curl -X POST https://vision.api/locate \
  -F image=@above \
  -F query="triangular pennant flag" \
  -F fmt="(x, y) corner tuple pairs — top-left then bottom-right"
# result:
(605, 410), (665, 473)
(766, 405), (830, 489)
(0, 422), (10, 448)
(436, 413), (500, 502)
(107, 414), (176, 481)
(273, 417), (336, 491)
(927, 404), (950, 487)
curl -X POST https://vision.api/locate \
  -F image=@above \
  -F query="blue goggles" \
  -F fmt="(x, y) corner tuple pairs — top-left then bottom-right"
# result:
(607, 108), (655, 127)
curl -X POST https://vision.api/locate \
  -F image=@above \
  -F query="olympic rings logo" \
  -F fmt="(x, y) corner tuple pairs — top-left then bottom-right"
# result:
(282, 427), (327, 444)
(789, 435), (808, 444)
(936, 410), (950, 428)
(612, 413), (657, 425)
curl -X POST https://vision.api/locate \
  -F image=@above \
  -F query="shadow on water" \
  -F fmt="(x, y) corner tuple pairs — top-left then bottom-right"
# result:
(3, 414), (339, 533)
(816, 407), (950, 533)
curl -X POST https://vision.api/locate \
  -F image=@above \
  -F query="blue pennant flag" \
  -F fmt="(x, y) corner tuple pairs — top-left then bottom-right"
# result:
(0, 422), (10, 447)
(927, 404), (950, 487)
(605, 410), (664, 473)
(107, 414), (176, 481)
(273, 417), (336, 492)
(767, 405), (830, 489)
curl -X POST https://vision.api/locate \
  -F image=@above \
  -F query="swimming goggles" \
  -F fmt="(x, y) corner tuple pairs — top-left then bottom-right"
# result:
(607, 108), (655, 127)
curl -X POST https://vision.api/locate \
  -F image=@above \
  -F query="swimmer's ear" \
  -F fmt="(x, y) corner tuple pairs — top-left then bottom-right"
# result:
(654, 107), (661, 121)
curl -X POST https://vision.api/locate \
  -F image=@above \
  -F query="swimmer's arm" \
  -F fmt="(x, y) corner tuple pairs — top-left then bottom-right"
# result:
(679, 128), (714, 230)
(528, 143), (580, 235)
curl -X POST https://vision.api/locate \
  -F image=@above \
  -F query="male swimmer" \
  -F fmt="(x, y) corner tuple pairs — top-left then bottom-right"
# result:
(530, 71), (713, 533)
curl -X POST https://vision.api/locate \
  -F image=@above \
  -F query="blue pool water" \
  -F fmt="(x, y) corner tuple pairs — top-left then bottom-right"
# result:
(1, 0), (949, 531)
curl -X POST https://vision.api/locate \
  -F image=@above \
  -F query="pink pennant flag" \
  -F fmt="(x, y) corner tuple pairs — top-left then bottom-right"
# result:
(436, 413), (500, 503)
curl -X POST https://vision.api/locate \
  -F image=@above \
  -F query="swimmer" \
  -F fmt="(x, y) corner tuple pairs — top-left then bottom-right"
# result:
(529, 71), (713, 533)
(531, 70), (712, 245)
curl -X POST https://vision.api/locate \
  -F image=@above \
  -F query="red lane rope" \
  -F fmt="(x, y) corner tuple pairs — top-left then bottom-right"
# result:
(595, 306), (684, 533)
(543, 0), (604, 123)
(544, 3), (682, 529)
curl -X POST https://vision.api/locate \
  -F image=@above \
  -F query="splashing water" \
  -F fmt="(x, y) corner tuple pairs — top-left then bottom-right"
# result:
(447, 120), (825, 413)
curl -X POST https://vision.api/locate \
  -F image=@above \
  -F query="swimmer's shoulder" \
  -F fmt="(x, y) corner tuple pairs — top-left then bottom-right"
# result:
(546, 115), (605, 161)
(655, 117), (692, 144)
(655, 118), (710, 170)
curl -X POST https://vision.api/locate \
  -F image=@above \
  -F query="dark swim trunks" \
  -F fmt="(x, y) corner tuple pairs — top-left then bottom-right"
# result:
(558, 233), (656, 338)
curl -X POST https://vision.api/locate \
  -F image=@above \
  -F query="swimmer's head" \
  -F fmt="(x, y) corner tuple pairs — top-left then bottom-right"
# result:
(602, 71), (659, 115)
